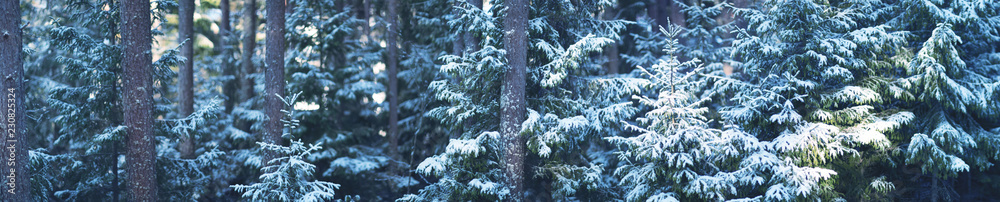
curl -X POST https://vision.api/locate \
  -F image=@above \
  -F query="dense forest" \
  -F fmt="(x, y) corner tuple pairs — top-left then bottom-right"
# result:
(1, 0), (999, 201)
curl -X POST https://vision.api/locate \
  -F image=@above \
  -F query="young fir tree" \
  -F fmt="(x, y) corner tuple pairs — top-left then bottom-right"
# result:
(888, 0), (1000, 199)
(609, 23), (794, 202)
(233, 92), (341, 201)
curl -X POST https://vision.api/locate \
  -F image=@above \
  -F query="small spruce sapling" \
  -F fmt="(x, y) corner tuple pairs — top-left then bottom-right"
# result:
(232, 92), (341, 201)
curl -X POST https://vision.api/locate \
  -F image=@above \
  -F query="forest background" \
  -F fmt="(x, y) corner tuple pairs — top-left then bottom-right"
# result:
(1, 0), (999, 201)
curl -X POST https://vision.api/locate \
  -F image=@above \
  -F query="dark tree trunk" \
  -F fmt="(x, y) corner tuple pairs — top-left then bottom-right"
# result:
(452, 34), (464, 55)
(0, 0), (30, 200)
(459, 0), (482, 134)
(240, 0), (258, 133)
(221, 0), (236, 115)
(177, 0), (196, 159)
(502, 0), (528, 200)
(647, 0), (659, 28)
(603, 6), (620, 74)
(464, 0), (481, 53)
(363, 0), (372, 39)
(667, 0), (685, 26)
(121, 0), (157, 200)
(263, 0), (286, 164)
(386, 0), (400, 159)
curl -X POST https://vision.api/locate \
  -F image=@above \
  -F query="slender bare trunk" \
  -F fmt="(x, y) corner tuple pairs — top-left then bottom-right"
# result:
(931, 176), (939, 202)
(603, 6), (619, 74)
(263, 0), (286, 164)
(386, 0), (401, 160)
(648, 0), (659, 28)
(177, 0), (196, 159)
(502, 0), (528, 200)
(464, 0), (481, 53)
(0, 0), (31, 200)
(121, 0), (157, 200)
(240, 0), (258, 133)
(221, 0), (236, 115)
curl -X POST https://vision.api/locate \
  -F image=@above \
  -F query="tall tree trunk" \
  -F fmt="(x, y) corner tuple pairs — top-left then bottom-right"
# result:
(603, 6), (620, 74)
(459, 0), (482, 135)
(931, 176), (939, 202)
(221, 0), (236, 115)
(240, 0), (258, 133)
(177, 0), (196, 159)
(386, 0), (400, 160)
(464, 0), (481, 53)
(363, 0), (372, 40)
(668, 0), (685, 26)
(0, 0), (30, 200)
(121, 0), (157, 200)
(647, 0), (659, 28)
(502, 0), (528, 200)
(263, 0), (286, 164)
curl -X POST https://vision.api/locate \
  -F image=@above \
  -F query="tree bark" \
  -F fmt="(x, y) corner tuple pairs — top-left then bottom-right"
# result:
(0, 0), (30, 200)
(502, 0), (528, 200)
(177, 0), (196, 159)
(263, 0), (286, 164)
(121, 0), (157, 200)
(386, 0), (400, 160)
(221, 0), (236, 114)
(240, 0), (258, 133)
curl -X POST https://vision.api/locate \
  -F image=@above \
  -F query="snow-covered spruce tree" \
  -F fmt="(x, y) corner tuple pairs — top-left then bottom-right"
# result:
(723, 0), (914, 200)
(404, 0), (639, 200)
(155, 98), (229, 201)
(885, 0), (1000, 200)
(897, 23), (1000, 200)
(607, 24), (778, 202)
(608, 24), (723, 201)
(232, 92), (341, 201)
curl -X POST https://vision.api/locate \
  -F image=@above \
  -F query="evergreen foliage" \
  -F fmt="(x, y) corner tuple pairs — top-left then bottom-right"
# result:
(9, 0), (1000, 200)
